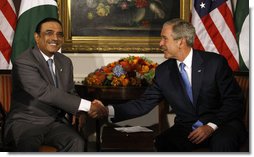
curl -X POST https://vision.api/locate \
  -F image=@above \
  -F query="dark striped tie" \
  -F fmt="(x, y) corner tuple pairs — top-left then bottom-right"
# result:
(47, 59), (57, 87)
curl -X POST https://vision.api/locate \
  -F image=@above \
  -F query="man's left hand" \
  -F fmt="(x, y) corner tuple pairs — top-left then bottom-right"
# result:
(188, 125), (214, 144)
(72, 112), (87, 131)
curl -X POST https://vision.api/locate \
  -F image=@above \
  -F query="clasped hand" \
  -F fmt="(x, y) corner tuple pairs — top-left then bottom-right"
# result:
(188, 125), (214, 144)
(88, 99), (108, 118)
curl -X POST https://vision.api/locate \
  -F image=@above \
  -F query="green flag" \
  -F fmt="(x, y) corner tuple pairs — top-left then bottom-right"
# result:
(234, 0), (249, 71)
(11, 0), (58, 61)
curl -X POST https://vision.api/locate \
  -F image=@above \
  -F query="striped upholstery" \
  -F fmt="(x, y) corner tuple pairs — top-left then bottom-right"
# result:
(0, 74), (12, 113)
(234, 72), (249, 131)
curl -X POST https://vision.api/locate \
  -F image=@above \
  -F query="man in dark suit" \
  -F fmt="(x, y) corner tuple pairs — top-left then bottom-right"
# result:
(95, 18), (247, 151)
(4, 18), (107, 152)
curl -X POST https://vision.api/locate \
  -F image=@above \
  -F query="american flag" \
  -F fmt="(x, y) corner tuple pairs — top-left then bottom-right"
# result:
(191, 0), (239, 71)
(0, 0), (16, 69)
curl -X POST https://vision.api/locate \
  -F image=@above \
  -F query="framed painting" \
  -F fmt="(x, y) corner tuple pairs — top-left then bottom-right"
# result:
(58, 0), (191, 53)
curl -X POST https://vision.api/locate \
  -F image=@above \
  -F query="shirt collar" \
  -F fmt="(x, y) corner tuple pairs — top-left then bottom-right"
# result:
(177, 48), (193, 69)
(40, 50), (54, 62)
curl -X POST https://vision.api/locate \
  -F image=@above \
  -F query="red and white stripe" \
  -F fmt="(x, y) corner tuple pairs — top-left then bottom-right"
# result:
(191, 0), (239, 71)
(0, 0), (16, 69)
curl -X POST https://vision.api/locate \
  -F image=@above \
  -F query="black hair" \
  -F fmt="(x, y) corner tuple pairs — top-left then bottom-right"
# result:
(35, 17), (62, 33)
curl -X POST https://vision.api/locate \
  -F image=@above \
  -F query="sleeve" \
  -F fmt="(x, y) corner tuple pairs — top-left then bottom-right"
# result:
(13, 57), (81, 115)
(111, 77), (164, 123)
(210, 57), (243, 126)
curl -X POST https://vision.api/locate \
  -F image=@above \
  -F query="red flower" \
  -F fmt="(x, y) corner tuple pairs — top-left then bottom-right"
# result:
(135, 0), (149, 8)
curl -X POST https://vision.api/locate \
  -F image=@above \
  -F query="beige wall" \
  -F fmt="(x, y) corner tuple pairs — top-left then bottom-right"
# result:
(65, 53), (166, 83)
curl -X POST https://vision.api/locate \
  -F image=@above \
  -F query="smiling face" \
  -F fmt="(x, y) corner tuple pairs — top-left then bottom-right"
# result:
(34, 21), (63, 57)
(159, 24), (181, 60)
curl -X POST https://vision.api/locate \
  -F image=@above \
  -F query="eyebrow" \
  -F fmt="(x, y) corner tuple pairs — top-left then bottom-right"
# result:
(45, 30), (63, 33)
(161, 35), (167, 39)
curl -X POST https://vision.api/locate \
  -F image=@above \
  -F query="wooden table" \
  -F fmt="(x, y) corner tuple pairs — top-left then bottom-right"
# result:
(100, 125), (158, 152)
(75, 84), (152, 151)
(75, 84), (148, 104)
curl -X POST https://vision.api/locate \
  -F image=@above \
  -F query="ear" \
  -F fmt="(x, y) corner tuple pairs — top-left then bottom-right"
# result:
(176, 38), (182, 49)
(178, 38), (186, 48)
(34, 32), (39, 44)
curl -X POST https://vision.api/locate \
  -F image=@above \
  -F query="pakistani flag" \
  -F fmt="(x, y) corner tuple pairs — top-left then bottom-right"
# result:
(11, 0), (58, 61)
(234, 0), (249, 71)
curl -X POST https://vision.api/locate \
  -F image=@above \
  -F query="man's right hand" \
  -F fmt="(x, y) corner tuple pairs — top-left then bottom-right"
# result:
(88, 99), (108, 118)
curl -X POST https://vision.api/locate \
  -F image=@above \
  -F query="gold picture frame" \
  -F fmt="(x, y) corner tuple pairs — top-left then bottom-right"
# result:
(58, 0), (191, 53)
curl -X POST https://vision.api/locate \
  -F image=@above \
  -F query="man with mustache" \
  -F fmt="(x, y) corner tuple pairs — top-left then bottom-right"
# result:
(4, 17), (107, 152)
(95, 18), (247, 151)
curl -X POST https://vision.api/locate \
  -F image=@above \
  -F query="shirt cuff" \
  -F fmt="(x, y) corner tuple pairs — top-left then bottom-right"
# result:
(78, 99), (91, 112)
(107, 105), (115, 117)
(207, 122), (218, 131)
(106, 105), (114, 123)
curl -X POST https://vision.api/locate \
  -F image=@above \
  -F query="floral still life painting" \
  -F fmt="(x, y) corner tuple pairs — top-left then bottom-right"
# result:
(71, 0), (180, 36)
(84, 56), (158, 87)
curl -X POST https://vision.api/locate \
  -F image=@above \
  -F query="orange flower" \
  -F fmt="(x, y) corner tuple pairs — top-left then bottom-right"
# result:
(141, 65), (150, 74)
(102, 67), (112, 73)
(120, 61), (132, 72)
(122, 78), (129, 86)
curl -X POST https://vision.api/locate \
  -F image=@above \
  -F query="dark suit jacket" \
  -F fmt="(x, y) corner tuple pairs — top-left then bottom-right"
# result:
(112, 50), (243, 128)
(5, 46), (81, 129)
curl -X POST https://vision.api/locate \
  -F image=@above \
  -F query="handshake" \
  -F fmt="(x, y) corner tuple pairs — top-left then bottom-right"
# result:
(88, 100), (108, 118)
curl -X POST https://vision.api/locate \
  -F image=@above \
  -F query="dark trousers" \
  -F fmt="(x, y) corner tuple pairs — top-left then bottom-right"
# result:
(5, 120), (85, 152)
(155, 121), (247, 152)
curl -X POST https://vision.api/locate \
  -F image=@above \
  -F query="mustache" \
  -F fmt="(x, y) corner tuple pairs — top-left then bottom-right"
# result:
(160, 47), (167, 51)
(48, 40), (59, 45)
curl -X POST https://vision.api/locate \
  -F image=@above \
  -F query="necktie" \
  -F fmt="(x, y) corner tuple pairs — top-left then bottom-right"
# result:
(47, 59), (57, 87)
(180, 63), (193, 103)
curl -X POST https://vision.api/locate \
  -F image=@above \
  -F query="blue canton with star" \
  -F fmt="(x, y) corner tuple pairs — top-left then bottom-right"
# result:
(194, 0), (227, 18)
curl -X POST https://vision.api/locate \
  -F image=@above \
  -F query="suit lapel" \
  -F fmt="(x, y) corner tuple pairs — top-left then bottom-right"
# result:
(192, 50), (204, 107)
(168, 60), (194, 109)
(168, 60), (182, 90)
(54, 54), (63, 90)
(32, 47), (55, 85)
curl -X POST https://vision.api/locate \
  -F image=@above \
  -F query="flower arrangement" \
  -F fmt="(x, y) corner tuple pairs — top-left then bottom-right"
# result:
(84, 56), (158, 87)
